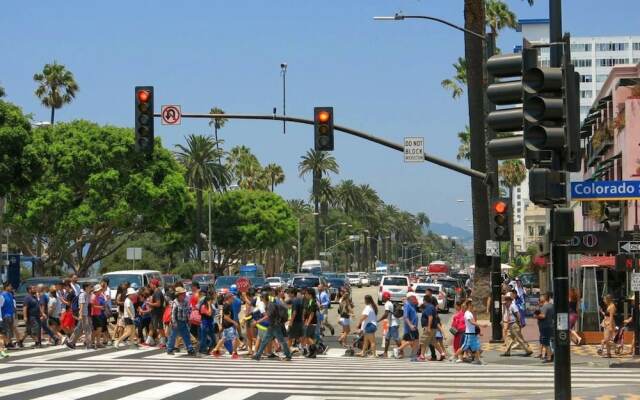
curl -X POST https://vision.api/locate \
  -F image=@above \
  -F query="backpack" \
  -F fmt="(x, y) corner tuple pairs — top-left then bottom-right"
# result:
(393, 303), (404, 319)
(274, 303), (289, 324)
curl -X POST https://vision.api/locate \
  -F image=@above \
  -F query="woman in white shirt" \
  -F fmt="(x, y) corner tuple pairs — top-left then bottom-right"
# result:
(356, 295), (378, 357)
(115, 288), (138, 349)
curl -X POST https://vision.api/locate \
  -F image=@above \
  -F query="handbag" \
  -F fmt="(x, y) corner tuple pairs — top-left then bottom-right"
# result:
(189, 309), (202, 326)
(449, 326), (459, 336)
(162, 305), (172, 324)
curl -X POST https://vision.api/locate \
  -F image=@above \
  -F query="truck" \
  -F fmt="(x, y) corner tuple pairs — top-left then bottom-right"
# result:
(427, 260), (450, 275)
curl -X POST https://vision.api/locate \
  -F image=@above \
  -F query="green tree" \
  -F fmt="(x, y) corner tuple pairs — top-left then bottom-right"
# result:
(485, 0), (517, 35)
(262, 163), (285, 192)
(456, 125), (471, 161)
(208, 107), (227, 163)
(335, 179), (361, 214)
(416, 212), (430, 231)
(499, 159), (527, 261)
(227, 145), (265, 190)
(440, 58), (467, 99)
(0, 100), (42, 196)
(298, 149), (339, 258)
(0, 85), (5, 98)
(210, 190), (296, 274)
(4, 120), (190, 276)
(33, 61), (79, 124)
(175, 134), (227, 255)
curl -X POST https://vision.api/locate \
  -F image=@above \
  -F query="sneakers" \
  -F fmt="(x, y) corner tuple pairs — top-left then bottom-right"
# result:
(455, 359), (464, 363)
(524, 350), (534, 357)
(211, 350), (221, 357)
(231, 353), (239, 360)
(0, 350), (9, 358)
(284, 356), (292, 361)
(66, 342), (76, 350)
(471, 359), (483, 365)
(167, 350), (175, 355)
(329, 326), (335, 336)
(267, 353), (278, 359)
(187, 350), (197, 357)
(417, 355), (426, 362)
(410, 357), (420, 362)
(393, 348), (400, 359)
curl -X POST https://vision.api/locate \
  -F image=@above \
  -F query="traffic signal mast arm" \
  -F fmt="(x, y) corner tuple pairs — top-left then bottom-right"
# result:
(153, 111), (487, 181)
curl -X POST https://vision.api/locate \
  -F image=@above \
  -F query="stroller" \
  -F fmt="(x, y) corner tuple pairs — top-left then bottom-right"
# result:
(344, 331), (364, 356)
(597, 325), (626, 356)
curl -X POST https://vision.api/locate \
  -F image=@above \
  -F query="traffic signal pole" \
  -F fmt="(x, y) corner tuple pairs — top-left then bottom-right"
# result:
(155, 112), (487, 181)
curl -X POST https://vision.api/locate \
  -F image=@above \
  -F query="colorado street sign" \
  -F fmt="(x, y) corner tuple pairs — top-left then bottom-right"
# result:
(571, 180), (640, 201)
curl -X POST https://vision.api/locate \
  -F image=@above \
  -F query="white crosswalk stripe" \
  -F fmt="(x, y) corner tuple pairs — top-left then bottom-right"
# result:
(1, 346), (639, 399)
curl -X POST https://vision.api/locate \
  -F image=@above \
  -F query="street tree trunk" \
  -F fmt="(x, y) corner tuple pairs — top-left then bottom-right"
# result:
(313, 170), (320, 259)
(464, 0), (492, 313)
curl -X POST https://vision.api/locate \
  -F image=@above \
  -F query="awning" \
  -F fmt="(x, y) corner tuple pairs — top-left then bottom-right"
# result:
(569, 255), (615, 268)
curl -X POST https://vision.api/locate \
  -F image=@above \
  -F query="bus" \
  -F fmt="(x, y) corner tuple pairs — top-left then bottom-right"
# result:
(300, 260), (329, 275)
(239, 263), (266, 279)
(427, 260), (450, 275)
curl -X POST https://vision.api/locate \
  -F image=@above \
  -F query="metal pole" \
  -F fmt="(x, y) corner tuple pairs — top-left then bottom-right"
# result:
(297, 218), (301, 273)
(281, 63), (287, 134)
(208, 190), (212, 274)
(549, 0), (563, 68)
(634, 226), (640, 357)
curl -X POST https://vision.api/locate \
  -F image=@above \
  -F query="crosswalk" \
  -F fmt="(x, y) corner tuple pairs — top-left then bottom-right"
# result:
(1, 346), (640, 399)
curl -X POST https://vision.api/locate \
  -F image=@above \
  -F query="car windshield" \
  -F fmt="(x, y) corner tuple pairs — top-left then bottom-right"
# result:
(346, 273), (359, 278)
(267, 278), (280, 283)
(193, 274), (215, 283)
(183, 282), (192, 292)
(415, 285), (439, 294)
(328, 278), (345, 286)
(214, 276), (238, 289)
(292, 277), (320, 288)
(382, 277), (408, 286)
(438, 280), (457, 288)
(104, 275), (142, 289)
(250, 277), (266, 286)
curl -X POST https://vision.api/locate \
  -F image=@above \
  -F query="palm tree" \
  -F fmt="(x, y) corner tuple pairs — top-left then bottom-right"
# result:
(335, 180), (361, 215)
(298, 149), (339, 258)
(0, 85), (5, 98)
(208, 107), (228, 162)
(33, 61), (79, 124)
(416, 212), (430, 231)
(499, 159), (527, 261)
(286, 199), (312, 217)
(174, 134), (227, 253)
(485, 0), (517, 36)
(312, 178), (336, 218)
(456, 125), (471, 161)
(263, 163), (285, 192)
(227, 145), (263, 189)
(440, 58), (467, 99)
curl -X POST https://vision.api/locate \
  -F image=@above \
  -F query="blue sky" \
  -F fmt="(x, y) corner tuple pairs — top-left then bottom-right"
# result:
(1, 0), (638, 231)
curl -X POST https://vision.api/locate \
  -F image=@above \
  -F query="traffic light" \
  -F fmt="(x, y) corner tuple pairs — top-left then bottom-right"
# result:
(602, 202), (621, 232)
(314, 107), (334, 151)
(615, 253), (633, 272)
(529, 168), (566, 206)
(135, 86), (154, 154)
(486, 48), (538, 160)
(492, 199), (511, 241)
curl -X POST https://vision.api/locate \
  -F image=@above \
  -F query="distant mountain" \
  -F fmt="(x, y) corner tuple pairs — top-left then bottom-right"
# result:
(428, 222), (473, 244)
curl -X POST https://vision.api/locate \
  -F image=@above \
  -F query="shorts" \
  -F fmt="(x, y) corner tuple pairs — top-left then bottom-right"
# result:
(462, 333), (481, 352)
(26, 317), (41, 337)
(304, 324), (317, 338)
(151, 313), (163, 330)
(419, 329), (436, 347)
(117, 316), (125, 327)
(339, 318), (351, 327)
(1, 316), (14, 338)
(288, 323), (304, 339)
(223, 326), (238, 342)
(48, 317), (60, 326)
(91, 315), (107, 331)
(539, 327), (552, 346)
(403, 329), (419, 342)
(363, 322), (377, 334)
(385, 325), (400, 341)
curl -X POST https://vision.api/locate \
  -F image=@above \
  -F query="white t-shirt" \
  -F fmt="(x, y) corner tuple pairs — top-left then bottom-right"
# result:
(124, 297), (136, 319)
(0, 295), (4, 321)
(361, 305), (377, 329)
(48, 297), (61, 318)
(384, 300), (399, 327)
(464, 310), (476, 334)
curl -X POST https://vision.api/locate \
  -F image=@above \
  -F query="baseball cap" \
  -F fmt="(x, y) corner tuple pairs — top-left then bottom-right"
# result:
(382, 291), (391, 300)
(229, 284), (238, 294)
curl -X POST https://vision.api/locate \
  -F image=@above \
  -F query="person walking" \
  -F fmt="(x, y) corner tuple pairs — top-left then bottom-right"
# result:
(418, 289), (438, 361)
(318, 283), (335, 336)
(114, 287), (139, 349)
(1, 282), (17, 348)
(287, 288), (304, 351)
(599, 294), (616, 358)
(211, 293), (241, 359)
(450, 300), (466, 356)
(534, 292), (554, 363)
(90, 284), (107, 348)
(337, 290), (354, 348)
(66, 282), (93, 350)
(378, 291), (401, 358)
(253, 291), (293, 361)
(356, 295), (377, 357)
(148, 279), (167, 348)
(20, 286), (42, 348)
(47, 287), (64, 344)
(0, 292), (9, 357)
(569, 287), (583, 345)
(166, 287), (196, 356)
(456, 299), (482, 364)
(302, 288), (319, 358)
(397, 293), (419, 361)
(501, 293), (533, 357)
(198, 291), (217, 354)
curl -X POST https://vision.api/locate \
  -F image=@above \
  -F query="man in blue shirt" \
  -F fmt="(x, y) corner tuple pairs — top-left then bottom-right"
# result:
(396, 293), (419, 361)
(419, 290), (438, 361)
(1, 283), (16, 348)
(20, 286), (42, 347)
(317, 284), (334, 336)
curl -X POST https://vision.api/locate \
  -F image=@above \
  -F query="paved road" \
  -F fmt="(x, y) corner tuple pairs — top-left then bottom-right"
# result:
(2, 345), (640, 400)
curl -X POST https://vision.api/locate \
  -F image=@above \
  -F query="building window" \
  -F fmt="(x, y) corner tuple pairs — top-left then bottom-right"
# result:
(634, 58), (640, 65)
(516, 187), (521, 193)
(528, 226), (534, 237)
(634, 43), (640, 51)
(540, 59), (550, 67)
(580, 74), (593, 83)
(574, 59), (592, 68)
(598, 58), (629, 67)
(517, 194), (521, 200)
(596, 74), (609, 82)
(538, 225), (546, 236)
(580, 90), (593, 99)
(571, 43), (592, 52)
(596, 42), (628, 51)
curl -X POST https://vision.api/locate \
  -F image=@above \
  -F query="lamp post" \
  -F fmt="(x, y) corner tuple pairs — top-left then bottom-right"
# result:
(373, 13), (487, 42)
(324, 222), (347, 254)
(297, 212), (320, 273)
(280, 63), (287, 134)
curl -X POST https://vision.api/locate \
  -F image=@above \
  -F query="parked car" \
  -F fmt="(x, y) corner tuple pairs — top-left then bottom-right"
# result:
(102, 270), (163, 313)
(162, 274), (181, 286)
(15, 277), (63, 318)
(250, 277), (267, 291)
(377, 275), (410, 304)
(192, 273), (216, 284)
(414, 282), (449, 313)
(214, 275), (239, 295)
(266, 276), (285, 289)
(77, 277), (101, 287)
(290, 274), (328, 290)
(436, 277), (464, 307)
(368, 273), (382, 286)
(326, 277), (349, 302)
(358, 272), (370, 287)
(346, 272), (362, 288)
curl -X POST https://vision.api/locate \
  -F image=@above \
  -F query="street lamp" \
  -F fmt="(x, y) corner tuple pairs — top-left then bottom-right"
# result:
(297, 212), (319, 273)
(373, 13), (487, 42)
(324, 222), (347, 255)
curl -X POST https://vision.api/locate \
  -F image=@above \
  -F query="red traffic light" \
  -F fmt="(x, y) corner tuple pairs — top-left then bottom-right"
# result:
(493, 200), (508, 214)
(137, 89), (151, 103)
(317, 110), (331, 123)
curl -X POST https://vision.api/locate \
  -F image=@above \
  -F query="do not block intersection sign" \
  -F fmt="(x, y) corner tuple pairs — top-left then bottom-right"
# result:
(404, 137), (424, 162)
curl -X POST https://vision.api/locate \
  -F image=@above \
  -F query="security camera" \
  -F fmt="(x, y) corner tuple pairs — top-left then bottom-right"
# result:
(281, 63), (287, 69)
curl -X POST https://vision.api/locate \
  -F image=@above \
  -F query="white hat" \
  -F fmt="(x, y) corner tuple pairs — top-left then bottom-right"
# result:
(126, 288), (137, 296)
(93, 284), (102, 293)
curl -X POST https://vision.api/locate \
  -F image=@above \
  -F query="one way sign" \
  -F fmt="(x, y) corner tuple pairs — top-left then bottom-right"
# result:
(618, 241), (640, 253)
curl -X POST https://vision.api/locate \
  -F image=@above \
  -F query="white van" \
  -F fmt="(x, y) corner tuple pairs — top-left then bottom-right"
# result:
(102, 270), (163, 313)
(300, 260), (329, 275)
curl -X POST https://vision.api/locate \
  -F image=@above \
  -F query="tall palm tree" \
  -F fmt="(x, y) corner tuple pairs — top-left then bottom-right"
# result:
(208, 107), (228, 162)
(416, 212), (430, 231)
(485, 0), (517, 36)
(33, 61), (79, 124)
(499, 159), (527, 261)
(335, 180), (361, 215)
(440, 58), (467, 99)
(298, 149), (339, 258)
(263, 163), (285, 192)
(174, 134), (227, 253)
(286, 199), (312, 217)
(456, 125), (471, 161)
(312, 178), (336, 218)
(227, 145), (263, 188)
